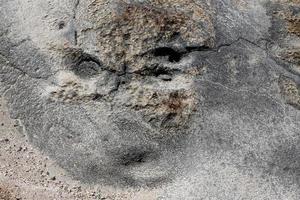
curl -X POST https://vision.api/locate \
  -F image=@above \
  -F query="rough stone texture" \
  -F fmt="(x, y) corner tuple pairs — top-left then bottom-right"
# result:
(0, 96), (159, 200)
(1, 0), (300, 199)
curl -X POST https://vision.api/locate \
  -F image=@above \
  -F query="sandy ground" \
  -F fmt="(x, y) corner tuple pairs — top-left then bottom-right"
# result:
(0, 96), (159, 200)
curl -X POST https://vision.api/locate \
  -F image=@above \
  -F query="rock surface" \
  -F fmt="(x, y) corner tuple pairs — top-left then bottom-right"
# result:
(1, 0), (300, 199)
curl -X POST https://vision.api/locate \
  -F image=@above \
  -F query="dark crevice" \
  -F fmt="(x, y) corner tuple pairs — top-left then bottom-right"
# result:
(7, 37), (274, 82)
(153, 47), (182, 62)
(74, 30), (78, 45)
(92, 93), (103, 101)
(150, 45), (213, 63)
(64, 37), (280, 93)
(73, 0), (80, 45)
(138, 66), (175, 77)
(73, 0), (80, 19)
(186, 45), (211, 52)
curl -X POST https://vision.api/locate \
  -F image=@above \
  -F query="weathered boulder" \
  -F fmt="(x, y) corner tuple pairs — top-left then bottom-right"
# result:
(1, 0), (300, 198)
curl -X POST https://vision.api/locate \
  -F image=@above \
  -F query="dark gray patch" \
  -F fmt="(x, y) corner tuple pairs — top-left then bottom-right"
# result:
(72, 60), (101, 78)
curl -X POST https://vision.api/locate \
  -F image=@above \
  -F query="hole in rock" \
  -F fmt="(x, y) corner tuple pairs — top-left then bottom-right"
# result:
(72, 60), (101, 78)
(68, 52), (103, 79)
(58, 21), (65, 29)
(153, 47), (182, 62)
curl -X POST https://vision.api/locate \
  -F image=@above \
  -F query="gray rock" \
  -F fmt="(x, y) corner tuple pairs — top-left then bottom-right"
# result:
(1, 0), (300, 199)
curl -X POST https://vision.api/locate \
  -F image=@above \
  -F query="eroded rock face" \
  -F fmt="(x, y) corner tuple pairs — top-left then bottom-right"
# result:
(45, 0), (212, 134)
(1, 0), (214, 187)
(1, 0), (300, 198)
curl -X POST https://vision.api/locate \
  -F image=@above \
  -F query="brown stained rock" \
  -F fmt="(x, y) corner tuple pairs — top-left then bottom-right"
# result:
(282, 49), (300, 67)
(80, 0), (214, 72)
(0, 186), (13, 200)
(274, 2), (300, 37)
(130, 87), (196, 130)
(44, 0), (208, 133)
(272, 3), (300, 71)
(279, 76), (300, 109)
(7, 0), (300, 195)
(273, 8), (299, 36)
(287, 16), (300, 37)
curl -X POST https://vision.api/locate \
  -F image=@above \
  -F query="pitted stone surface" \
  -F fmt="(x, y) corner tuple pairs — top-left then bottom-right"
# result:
(1, 0), (300, 199)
